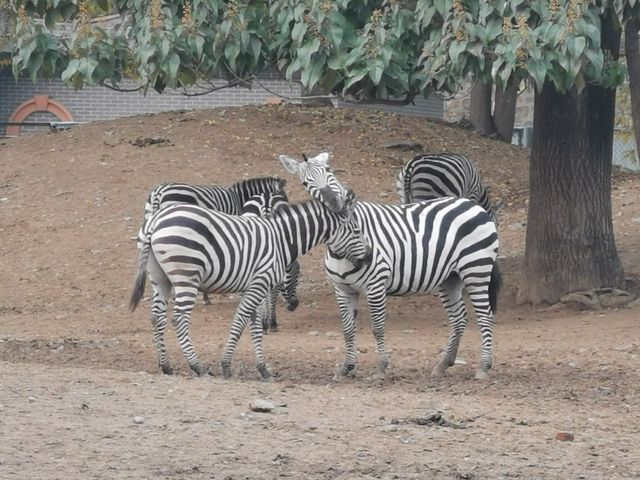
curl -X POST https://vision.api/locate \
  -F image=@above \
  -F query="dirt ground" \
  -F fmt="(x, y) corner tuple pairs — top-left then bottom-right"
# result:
(1, 104), (639, 479)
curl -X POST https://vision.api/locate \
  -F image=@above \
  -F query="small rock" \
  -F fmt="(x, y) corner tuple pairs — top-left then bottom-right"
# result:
(325, 331), (339, 338)
(28, 396), (36, 403)
(382, 424), (399, 432)
(308, 331), (320, 336)
(132, 416), (145, 424)
(631, 216), (640, 225)
(454, 358), (467, 365)
(249, 399), (275, 413)
(508, 222), (524, 231)
(555, 431), (574, 442)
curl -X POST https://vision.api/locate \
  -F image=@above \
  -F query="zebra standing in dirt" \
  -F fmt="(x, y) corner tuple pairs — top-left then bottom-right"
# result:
(137, 176), (299, 327)
(319, 195), (500, 380)
(396, 153), (501, 221)
(130, 153), (372, 378)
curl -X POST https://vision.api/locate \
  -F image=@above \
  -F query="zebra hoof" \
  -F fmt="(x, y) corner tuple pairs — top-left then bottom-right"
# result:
(221, 363), (232, 379)
(474, 369), (490, 380)
(257, 364), (272, 381)
(431, 363), (449, 378)
(160, 365), (174, 375)
(270, 326), (279, 333)
(339, 363), (356, 378)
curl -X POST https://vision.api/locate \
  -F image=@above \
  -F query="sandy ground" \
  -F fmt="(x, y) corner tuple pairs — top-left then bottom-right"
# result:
(1, 104), (639, 479)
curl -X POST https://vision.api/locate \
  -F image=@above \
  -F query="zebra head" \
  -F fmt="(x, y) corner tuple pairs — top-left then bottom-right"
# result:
(327, 189), (373, 269)
(278, 152), (348, 213)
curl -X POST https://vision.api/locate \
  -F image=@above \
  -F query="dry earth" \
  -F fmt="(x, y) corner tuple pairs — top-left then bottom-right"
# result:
(1, 104), (639, 479)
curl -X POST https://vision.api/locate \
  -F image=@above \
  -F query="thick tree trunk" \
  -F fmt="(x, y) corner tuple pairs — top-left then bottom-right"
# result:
(625, 19), (640, 165)
(517, 81), (625, 304)
(469, 80), (495, 136)
(493, 77), (519, 143)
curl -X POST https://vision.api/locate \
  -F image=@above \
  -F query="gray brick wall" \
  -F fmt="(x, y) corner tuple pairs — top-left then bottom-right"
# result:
(0, 71), (303, 135)
(0, 70), (444, 136)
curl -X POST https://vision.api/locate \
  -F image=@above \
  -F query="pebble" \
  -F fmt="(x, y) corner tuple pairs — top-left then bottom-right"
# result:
(249, 399), (275, 413)
(308, 331), (320, 336)
(28, 396), (36, 403)
(555, 431), (574, 442)
(325, 332), (339, 338)
(132, 416), (145, 424)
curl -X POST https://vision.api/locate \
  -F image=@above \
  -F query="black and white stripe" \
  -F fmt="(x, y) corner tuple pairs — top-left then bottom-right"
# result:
(129, 190), (371, 379)
(241, 191), (301, 333)
(137, 177), (289, 305)
(397, 153), (497, 221)
(325, 197), (500, 379)
(143, 176), (287, 220)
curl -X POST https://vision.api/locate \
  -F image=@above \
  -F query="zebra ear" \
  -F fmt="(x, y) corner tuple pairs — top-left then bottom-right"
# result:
(314, 152), (330, 165)
(279, 155), (301, 174)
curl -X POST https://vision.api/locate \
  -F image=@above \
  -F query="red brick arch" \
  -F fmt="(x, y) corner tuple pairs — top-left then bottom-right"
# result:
(6, 95), (74, 136)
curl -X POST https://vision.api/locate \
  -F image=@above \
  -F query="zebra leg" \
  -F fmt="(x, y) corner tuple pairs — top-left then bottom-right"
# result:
(465, 282), (495, 380)
(268, 288), (279, 332)
(366, 287), (390, 375)
(249, 316), (271, 380)
(432, 274), (468, 377)
(220, 290), (266, 379)
(335, 285), (360, 376)
(150, 285), (172, 375)
(171, 286), (209, 376)
(202, 291), (212, 305)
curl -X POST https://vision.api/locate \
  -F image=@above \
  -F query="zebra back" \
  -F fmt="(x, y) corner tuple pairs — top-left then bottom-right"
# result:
(231, 176), (287, 209)
(143, 176), (286, 220)
(396, 153), (494, 219)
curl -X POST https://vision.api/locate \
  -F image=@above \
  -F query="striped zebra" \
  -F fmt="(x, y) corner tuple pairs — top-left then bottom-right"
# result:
(325, 197), (501, 380)
(143, 176), (286, 220)
(241, 191), (300, 332)
(396, 153), (501, 221)
(137, 176), (295, 317)
(130, 157), (371, 379)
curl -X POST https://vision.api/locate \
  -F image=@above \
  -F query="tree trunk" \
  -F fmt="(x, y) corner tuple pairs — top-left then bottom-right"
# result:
(493, 77), (519, 143)
(469, 80), (495, 136)
(625, 19), (640, 166)
(517, 81), (625, 304)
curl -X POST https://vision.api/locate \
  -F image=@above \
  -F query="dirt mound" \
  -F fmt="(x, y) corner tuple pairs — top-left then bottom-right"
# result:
(1, 104), (639, 479)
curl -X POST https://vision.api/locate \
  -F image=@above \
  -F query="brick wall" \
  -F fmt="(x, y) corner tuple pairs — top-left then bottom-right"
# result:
(0, 71), (303, 136)
(0, 69), (445, 136)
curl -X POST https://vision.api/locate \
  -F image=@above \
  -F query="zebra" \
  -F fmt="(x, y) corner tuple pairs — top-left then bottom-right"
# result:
(324, 197), (501, 380)
(396, 153), (502, 222)
(143, 176), (287, 220)
(241, 191), (301, 332)
(137, 176), (294, 314)
(129, 161), (371, 379)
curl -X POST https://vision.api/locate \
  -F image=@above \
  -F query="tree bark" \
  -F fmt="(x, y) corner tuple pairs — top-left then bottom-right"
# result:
(625, 18), (640, 165)
(469, 80), (495, 136)
(517, 81), (625, 304)
(493, 76), (519, 143)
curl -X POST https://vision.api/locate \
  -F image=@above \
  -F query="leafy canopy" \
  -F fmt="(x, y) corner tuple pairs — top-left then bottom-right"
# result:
(5, 0), (640, 97)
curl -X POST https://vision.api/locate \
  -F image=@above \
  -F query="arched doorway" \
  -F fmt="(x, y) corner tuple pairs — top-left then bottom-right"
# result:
(6, 95), (74, 136)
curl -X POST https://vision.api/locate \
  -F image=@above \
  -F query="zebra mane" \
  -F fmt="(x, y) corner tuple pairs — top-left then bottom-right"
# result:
(230, 176), (287, 203)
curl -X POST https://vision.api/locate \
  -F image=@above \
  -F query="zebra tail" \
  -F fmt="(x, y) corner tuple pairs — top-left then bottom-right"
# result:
(129, 237), (151, 312)
(488, 260), (502, 314)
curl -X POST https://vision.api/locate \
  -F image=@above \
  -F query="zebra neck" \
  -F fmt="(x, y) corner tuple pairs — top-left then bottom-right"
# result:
(273, 201), (333, 265)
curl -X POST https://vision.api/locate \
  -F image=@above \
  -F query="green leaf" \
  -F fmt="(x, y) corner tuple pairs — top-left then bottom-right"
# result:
(61, 58), (80, 83)
(292, 22), (308, 44)
(369, 58), (385, 84)
(449, 40), (467, 65)
(168, 52), (180, 81)
(528, 60), (547, 91)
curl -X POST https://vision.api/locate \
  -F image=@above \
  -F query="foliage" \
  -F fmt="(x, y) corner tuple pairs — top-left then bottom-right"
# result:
(4, 0), (640, 97)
